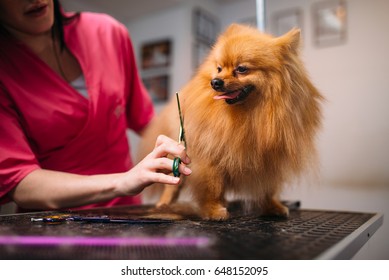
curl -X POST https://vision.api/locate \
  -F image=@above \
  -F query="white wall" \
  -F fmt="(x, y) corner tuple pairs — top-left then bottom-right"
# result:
(125, 2), (194, 159)
(127, 4), (191, 102)
(266, 0), (389, 259)
(219, 0), (257, 29)
(266, 0), (389, 187)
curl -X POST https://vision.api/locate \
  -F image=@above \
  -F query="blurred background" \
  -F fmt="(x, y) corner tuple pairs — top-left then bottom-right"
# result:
(2, 0), (388, 259)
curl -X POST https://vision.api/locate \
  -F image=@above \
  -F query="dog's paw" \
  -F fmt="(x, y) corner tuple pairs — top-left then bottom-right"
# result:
(201, 206), (229, 221)
(156, 201), (168, 208)
(155, 202), (170, 209)
(262, 200), (289, 219)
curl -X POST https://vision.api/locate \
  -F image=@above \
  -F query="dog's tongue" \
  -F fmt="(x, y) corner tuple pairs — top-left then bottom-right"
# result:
(213, 90), (240, 100)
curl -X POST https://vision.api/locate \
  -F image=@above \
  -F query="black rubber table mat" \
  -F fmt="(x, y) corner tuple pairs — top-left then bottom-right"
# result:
(0, 202), (381, 260)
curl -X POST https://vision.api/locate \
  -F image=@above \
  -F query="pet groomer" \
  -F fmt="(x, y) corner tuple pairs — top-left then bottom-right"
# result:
(0, 0), (191, 212)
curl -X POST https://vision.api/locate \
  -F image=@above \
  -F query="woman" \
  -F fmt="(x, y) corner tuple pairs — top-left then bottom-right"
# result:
(0, 0), (191, 211)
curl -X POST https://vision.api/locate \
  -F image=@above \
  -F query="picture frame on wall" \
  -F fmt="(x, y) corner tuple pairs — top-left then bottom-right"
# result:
(142, 75), (169, 103)
(193, 41), (211, 70)
(193, 8), (218, 46)
(192, 8), (219, 69)
(141, 39), (171, 70)
(271, 8), (303, 37)
(312, 0), (347, 47)
(140, 39), (172, 104)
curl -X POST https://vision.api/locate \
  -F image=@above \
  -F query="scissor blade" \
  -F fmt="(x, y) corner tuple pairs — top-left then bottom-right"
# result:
(176, 92), (186, 147)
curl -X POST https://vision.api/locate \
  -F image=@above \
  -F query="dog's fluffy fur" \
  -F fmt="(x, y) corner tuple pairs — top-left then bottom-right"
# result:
(137, 24), (323, 220)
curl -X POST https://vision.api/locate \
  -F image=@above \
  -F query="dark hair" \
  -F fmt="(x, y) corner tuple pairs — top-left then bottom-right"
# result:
(52, 0), (79, 51)
(0, 0), (79, 46)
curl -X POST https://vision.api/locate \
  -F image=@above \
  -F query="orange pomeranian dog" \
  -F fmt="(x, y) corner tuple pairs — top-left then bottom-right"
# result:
(137, 24), (323, 220)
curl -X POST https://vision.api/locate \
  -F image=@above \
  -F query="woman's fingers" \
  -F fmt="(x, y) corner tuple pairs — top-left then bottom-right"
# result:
(150, 157), (192, 176)
(147, 161), (191, 186)
(153, 135), (190, 164)
(155, 134), (175, 147)
(122, 134), (193, 195)
(148, 172), (180, 185)
(130, 134), (192, 189)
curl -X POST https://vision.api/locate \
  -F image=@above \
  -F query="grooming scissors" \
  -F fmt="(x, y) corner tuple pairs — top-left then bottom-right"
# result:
(172, 92), (186, 177)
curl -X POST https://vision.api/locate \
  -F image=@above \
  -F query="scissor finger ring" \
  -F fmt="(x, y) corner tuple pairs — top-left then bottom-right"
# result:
(172, 157), (181, 177)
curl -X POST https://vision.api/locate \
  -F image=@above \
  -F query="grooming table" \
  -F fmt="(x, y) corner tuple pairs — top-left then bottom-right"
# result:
(0, 202), (382, 259)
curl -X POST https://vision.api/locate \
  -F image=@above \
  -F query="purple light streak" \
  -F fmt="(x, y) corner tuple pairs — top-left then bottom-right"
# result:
(0, 236), (210, 247)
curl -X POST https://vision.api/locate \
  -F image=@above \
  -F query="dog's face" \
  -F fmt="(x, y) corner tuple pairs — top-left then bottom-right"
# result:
(210, 64), (255, 105)
(209, 24), (300, 106)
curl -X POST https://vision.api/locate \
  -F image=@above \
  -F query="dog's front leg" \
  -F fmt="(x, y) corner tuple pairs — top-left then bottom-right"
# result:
(261, 192), (289, 218)
(156, 184), (181, 207)
(191, 165), (228, 221)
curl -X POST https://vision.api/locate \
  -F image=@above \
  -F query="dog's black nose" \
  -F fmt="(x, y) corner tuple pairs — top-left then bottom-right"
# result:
(211, 78), (224, 91)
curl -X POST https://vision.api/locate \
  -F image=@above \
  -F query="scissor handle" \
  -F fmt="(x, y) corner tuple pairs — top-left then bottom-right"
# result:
(172, 157), (181, 177)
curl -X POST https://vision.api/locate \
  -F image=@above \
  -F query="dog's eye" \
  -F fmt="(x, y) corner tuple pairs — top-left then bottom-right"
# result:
(236, 66), (248, 74)
(217, 66), (222, 73)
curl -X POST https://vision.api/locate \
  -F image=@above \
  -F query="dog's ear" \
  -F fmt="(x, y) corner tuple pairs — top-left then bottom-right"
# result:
(275, 28), (301, 54)
(224, 23), (248, 35)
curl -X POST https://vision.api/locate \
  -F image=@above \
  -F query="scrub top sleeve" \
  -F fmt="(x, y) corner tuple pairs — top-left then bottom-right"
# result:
(123, 33), (155, 133)
(0, 86), (41, 204)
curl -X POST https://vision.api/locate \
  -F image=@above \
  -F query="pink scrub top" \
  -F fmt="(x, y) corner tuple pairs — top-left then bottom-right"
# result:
(0, 13), (154, 210)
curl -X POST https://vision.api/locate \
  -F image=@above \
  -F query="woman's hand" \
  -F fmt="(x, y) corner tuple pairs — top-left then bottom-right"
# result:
(117, 135), (192, 196)
(11, 135), (190, 210)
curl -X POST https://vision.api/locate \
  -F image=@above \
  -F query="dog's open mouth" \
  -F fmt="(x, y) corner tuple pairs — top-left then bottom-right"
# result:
(213, 85), (254, 105)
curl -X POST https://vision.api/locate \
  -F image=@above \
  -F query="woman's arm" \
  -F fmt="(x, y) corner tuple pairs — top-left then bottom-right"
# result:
(10, 135), (191, 210)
